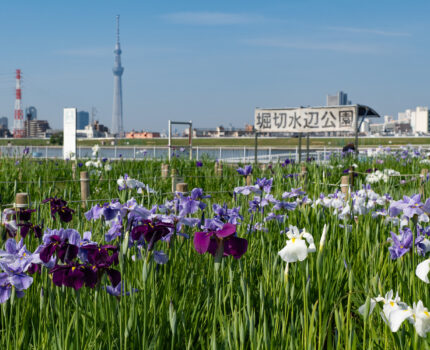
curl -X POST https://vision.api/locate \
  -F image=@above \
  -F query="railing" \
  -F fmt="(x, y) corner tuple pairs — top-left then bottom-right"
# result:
(0, 145), (415, 163)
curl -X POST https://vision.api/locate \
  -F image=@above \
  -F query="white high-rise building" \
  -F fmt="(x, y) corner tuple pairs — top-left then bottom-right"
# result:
(398, 107), (430, 134)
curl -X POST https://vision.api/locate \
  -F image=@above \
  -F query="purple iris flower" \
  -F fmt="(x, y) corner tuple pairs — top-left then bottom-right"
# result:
(255, 178), (273, 194)
(131, 220), (174, 250)
(105, 282), (138, 297)
(78, 162), (83, 167)
(281, 158), (294, 167)
(264, 212), (285, 223)
(50, 263), (98, 290)
(212, 203), (243, 225)
(0, 239), (41, 273)
(39, 229), (81, 263)
(23, 147), (30, 155)
(273, 201), (297, 211)
(193, 223), (248, 260)
(282, 187), (306, 199)
(178, 195), (202, 216)
(389, 194), (430, 219)
(236, 165), (253, 176)
(0, 264), (33, 303)
(85, 200), (123, 221)
(105, 217), (123, 242)
(18, 222), (43, 239)
(388, 228), (413, 259)
(196, 161), (203, 167)
(190, 188), (210, 200)
(42, 197), (74, 223)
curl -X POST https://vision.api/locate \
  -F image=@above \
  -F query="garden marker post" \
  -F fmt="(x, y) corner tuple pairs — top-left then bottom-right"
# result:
(246, 174), (252, 186)
(349, 166), (355, 190)
(215, 161), (223, 177)
(80, 171), (90, 208)
(15, 193), (29, 208)
(171, 168), (177, 193)
(420, 168), (429, 197)
(161, 164), (169, 179)
(72, 163), (76, 180)
(254, 132), (258, 164)
(301, 163), (308, 191)
(176, 182), (188, 194)
(341, 175), (350, 198)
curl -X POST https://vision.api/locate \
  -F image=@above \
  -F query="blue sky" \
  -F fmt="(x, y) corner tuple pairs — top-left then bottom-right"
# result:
(0, 0), (429, 132)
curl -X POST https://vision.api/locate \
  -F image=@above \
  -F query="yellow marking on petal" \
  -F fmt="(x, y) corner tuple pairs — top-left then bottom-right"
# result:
(390, 301), (395, 307)
(292, 238), (296, 243)
(425, 311), (430, 317)
(71, 267), (76, 272)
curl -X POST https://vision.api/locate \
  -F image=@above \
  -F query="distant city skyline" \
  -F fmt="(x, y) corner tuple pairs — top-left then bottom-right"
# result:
(0, 0), (429, 132)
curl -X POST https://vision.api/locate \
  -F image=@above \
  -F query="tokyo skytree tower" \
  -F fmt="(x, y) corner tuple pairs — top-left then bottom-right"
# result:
(111, 15), (124, 136)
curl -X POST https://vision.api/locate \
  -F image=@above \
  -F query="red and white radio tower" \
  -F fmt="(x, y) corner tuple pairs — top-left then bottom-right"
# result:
(13, 69), (25, 138)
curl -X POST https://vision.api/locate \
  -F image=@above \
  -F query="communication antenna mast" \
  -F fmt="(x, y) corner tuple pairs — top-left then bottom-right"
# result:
(13, 69), (25, 138)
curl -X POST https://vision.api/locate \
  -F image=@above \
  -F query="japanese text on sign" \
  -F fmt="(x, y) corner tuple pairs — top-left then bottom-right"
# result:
(254, 107), (356, 133)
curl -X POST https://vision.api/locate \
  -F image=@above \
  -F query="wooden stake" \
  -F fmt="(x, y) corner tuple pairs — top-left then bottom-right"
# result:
(80, 171), (90, 208)
(341, 175), (350, 197)
(176, 182), (188, 193)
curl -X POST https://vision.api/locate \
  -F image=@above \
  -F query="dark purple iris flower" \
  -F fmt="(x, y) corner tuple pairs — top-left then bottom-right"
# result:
(42, 197), (75, 223)
(131, 220), (174, 250)
(196, 161), (203, 167)
(236, 165), (252, 176)
(23, 146), (30, 155)
(78, 162), (83, 167)
(193, 223), (248, 260)
(389, 194), (430, 219)
(281, 158), (294, 167)
(39, 234), (79, 264)
(50, 264), (98, 290)
(18, 222), (43, 239)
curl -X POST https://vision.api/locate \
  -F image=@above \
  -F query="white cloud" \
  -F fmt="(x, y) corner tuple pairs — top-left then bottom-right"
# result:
(243, 38), (382, 54)
(327, 26), (410, 37)
(161, 12), (265, 25)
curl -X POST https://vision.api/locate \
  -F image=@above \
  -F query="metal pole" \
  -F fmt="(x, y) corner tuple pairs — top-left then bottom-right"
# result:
(269, 147), (272, 163)
(189, 121), (192, 160)
(306, 134), (310, 161)
(298, 133), (302, 163)
(219, 147), (222, 160)
(153, 146), (156, 159)
(133, 146), (136, 159)
(355, 107), (359, 156)
(45, 146), (48, 159)
(254, 132), (258, 164)
(196, 146), (199, 161)
(168, 120), (171, 162)
(243, 146), (246, 163)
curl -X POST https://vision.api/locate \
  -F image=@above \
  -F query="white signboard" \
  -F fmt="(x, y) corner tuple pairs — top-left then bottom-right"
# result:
(63, 108), (77, 160)
(255, 106), (357, 133)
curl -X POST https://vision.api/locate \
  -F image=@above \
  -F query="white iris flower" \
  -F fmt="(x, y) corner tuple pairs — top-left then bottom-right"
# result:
(278, 226), (316, 263)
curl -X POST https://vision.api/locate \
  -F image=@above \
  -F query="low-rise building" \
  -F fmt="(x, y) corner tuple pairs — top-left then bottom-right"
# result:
(126, 131), (160, 138)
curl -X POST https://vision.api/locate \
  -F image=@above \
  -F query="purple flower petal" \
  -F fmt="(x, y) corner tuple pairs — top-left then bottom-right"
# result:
(224, 237), (248, 259)
(193, 232), (211, 254)
(215, 223), (236, 238)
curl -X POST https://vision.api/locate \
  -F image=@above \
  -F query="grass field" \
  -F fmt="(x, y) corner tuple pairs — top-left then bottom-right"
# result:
(1, 150), (430, 348)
